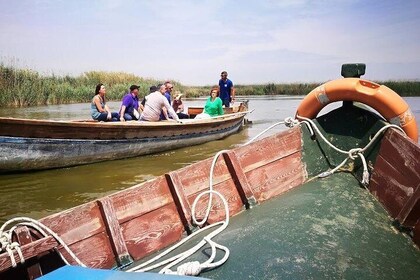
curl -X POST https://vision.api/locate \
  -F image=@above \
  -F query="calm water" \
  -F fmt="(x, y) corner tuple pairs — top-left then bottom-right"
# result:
(0, 96), (419, 223)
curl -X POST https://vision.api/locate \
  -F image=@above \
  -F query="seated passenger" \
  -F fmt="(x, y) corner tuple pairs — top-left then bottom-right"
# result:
(140, 85), (158, 112)
(195, 87), (224, 119)
(160, 82), (173, 120)
(91, 83), (120, 122)
(140, 84), (179, 122)
(119, 85), (141, 122)
(172, 93), (189, 119)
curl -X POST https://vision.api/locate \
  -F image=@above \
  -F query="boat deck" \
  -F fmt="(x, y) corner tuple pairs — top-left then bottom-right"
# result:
(131, 172), (420, 279)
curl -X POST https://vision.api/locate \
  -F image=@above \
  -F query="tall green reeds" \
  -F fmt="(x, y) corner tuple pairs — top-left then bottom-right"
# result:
(0, 64), (167, 107)
(0, 64), (419, 107)
(380, 81), (420, 97)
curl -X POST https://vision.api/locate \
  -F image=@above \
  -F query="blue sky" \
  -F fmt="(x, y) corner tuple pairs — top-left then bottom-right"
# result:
(1, 0), (419, 85)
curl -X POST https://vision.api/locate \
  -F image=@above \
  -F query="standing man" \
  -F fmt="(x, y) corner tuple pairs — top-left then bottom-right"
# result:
(120, 85), (140, 121)
(218, 71), (235, 108)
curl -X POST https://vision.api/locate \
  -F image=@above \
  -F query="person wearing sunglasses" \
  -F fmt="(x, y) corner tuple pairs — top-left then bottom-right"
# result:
(161, 81), (174, 120)
(218, 71), (235, 108)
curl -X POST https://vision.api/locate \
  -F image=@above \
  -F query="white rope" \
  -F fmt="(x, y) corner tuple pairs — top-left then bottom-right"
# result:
(5, 242), (24, 267)
(5, 244), (17, 267)
(127, 149), (231, 276)
(243, 117), (300, 146)
(0, 227), (24, 267)
(296, 115), (406, 185)
(0, 217), (86, 267)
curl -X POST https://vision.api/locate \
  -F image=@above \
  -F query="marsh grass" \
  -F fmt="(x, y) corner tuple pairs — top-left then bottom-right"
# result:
(0, 64), (419, 107)
(0, 65), (167, 107)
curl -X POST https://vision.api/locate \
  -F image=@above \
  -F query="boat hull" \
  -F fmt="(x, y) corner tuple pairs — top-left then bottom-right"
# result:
(0, 118), (244, 172)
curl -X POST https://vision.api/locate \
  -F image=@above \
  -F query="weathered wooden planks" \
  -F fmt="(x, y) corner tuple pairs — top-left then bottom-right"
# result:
(234, 128), (305, 202)
(106, 176), (185, 261)
(174, 154), (246, 224)
(0, 236), (57, 272)
(97, 197), (132, 267)
(15, 226), (43, 279)
(370, 129), (420, 228)
(120, 204), (184, 260)
(110, 176), (175, 224)
(0, 126), (307, 278)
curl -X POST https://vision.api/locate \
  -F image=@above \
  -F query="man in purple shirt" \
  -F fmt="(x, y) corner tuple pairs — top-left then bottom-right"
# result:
(120, 85), (140, 121)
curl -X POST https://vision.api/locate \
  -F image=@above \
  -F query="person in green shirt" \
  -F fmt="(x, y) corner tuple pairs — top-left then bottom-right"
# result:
(196, 87), (224, 119)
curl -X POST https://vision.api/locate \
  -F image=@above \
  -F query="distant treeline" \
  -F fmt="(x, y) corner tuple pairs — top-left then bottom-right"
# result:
(1, 64), (419, 107)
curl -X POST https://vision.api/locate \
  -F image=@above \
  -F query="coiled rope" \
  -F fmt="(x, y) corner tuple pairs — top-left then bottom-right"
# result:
(126, 151), (231, 275)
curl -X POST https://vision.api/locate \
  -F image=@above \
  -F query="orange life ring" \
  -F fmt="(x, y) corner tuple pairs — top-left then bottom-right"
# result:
(296, 78), (418, 142)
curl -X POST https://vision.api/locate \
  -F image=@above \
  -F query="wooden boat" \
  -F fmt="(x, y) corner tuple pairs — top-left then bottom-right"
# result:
(0, 65), (419, 279)
(0, 103), (249, 172)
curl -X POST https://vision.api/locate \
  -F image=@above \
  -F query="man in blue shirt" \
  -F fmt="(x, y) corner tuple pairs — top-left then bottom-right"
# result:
(164, 81), (173, 104)
(159, 82), (173, 120)
(218, 71), (235, 107)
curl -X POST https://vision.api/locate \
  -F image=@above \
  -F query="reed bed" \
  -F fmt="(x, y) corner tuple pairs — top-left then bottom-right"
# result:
(0, 65), (167, 107)
(0, 64), (419, 107)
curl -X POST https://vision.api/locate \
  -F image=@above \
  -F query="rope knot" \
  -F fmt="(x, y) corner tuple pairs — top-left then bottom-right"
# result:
(0, 233), (10, 252)
(6, 242), (25, 267)
(284, 117), (299, 128)
(177, 261), (202, 276)
(163, 261), (202, 276)
(348, 148), (363, 160)
(8, 242), (20, 250)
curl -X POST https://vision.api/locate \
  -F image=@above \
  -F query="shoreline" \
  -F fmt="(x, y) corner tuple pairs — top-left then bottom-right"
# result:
(1, 64), (419, 108)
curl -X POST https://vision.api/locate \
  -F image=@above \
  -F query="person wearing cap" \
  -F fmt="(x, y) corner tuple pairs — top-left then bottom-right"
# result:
(91, 83), (120, 122)
(120, 85), (140, 121)
(140, 84), (179, 122)
(172, 93), (189, 119)
(218, 71), (235, 108)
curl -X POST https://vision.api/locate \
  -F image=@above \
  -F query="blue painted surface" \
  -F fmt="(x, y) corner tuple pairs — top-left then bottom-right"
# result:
(39, 265), (208, 280)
